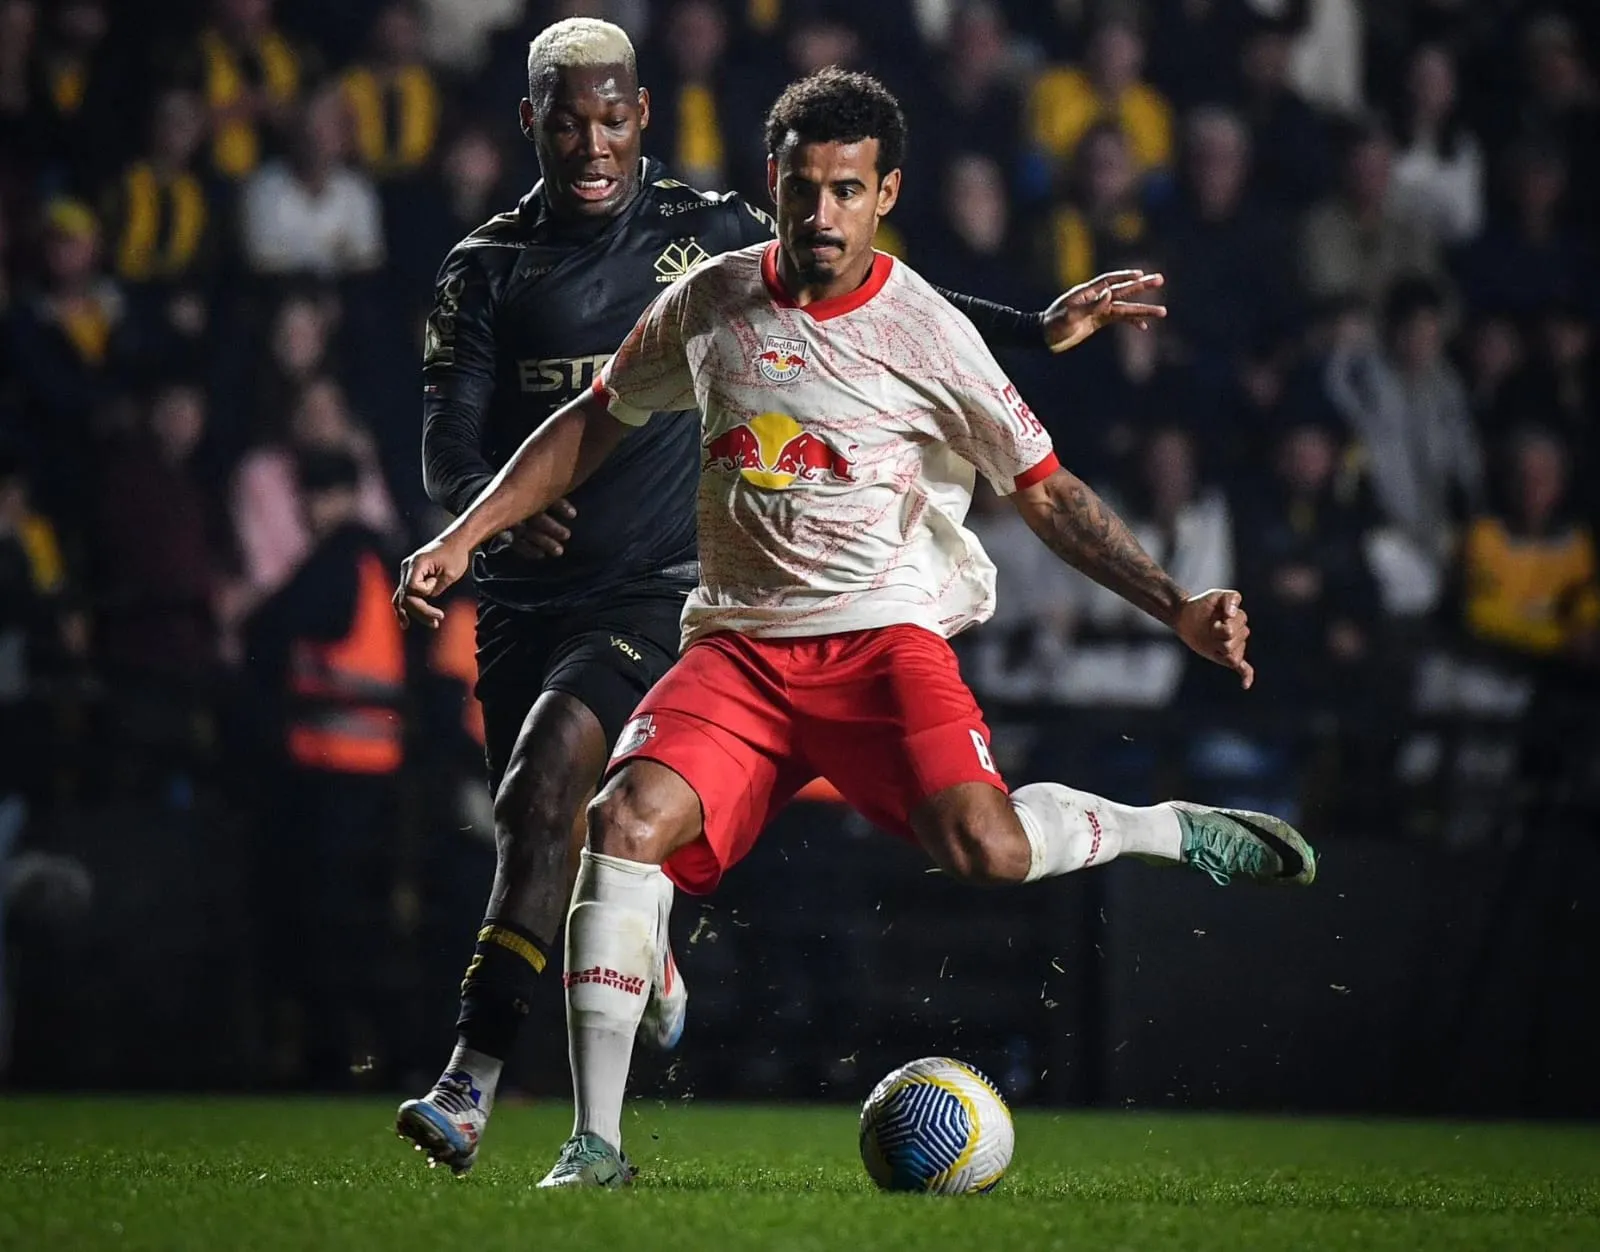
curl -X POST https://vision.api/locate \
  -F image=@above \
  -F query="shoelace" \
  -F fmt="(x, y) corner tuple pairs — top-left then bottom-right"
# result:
(551, 1136), (613, 1177)
(430, 1079), (480, 1117)
(1188, 826), (1269, 886)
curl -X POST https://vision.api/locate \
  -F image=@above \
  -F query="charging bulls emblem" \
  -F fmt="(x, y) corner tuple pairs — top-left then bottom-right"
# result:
(755, 335), (808, 384)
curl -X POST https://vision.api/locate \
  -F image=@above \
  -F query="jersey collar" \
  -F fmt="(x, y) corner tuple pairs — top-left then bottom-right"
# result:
(761, 241), (894, 321)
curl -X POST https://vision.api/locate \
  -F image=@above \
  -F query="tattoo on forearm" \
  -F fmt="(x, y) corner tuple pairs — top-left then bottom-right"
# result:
(1038, 475), (1186, 625)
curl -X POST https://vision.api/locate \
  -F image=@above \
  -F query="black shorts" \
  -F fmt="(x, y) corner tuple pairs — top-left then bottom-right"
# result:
(474, 591), (683, 793)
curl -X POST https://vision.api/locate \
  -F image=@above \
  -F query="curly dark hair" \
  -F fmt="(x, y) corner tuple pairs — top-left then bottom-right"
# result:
(763, 67), (906, 176)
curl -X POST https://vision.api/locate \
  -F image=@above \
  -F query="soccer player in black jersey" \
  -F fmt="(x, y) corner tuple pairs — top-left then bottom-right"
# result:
(395, 17), (1166, 1173)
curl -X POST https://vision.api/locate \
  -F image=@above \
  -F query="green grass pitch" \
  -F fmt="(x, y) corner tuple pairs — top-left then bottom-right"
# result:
(2, 1098), (1598, 1251)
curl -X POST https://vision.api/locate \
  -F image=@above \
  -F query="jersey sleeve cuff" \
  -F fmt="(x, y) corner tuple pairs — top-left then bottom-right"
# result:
(1013, 453), (1060, 491)
(592, 375), (652, 427)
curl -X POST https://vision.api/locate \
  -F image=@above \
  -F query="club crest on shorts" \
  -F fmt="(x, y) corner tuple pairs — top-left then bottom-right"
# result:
(613, 714), (656, 760)
(755, 335), (808, 383)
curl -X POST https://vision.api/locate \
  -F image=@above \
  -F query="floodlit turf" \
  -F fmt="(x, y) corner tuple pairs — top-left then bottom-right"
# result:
(1, 1099), (1598, 1251)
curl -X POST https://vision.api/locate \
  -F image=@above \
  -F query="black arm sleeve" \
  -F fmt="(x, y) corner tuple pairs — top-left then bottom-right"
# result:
(421, 249), (499, 516)
(721, 193), (1045, 351)
(931, 290), (1046, 349)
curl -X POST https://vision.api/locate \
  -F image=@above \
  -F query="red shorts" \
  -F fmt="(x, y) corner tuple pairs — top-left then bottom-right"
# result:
(607, 624), (1006, 894)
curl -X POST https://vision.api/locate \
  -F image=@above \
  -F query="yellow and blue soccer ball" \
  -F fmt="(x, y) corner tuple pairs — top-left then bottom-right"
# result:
(858, 1056), (1014, 1194)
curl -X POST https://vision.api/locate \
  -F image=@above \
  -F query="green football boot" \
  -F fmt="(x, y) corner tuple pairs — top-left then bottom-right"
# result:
(536, 1132), (635, 1189)
(1172, 803), (1317, 886)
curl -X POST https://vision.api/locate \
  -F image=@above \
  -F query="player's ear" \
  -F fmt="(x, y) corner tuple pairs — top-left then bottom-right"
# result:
(766, 155), (778, 206)
(637, 86), (650, 130)
(518, 98), (536, 142)
(876, 168), (902, 218)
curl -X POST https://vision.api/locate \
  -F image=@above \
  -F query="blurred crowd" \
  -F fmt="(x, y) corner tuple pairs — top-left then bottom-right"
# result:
(1, 0), (1598, 1081)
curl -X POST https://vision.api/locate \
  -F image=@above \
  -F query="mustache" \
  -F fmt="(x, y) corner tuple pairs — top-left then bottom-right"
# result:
(796, 233), (846, 249)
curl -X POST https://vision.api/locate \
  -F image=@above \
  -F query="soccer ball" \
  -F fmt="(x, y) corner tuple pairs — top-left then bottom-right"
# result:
(858, 1056), (1014, 1194)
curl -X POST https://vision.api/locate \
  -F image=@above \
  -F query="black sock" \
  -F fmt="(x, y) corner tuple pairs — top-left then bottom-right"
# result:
(455, 919), (548, 1060)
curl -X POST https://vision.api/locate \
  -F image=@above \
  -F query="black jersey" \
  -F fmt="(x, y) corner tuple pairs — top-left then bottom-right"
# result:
(421, 158), (1044, 613)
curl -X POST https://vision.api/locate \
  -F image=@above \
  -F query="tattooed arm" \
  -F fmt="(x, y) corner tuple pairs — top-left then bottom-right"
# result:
(1012, 467), (1256, 686)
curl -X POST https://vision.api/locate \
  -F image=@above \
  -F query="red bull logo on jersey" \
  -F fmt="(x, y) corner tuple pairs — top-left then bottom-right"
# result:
(703, 412), (856, 490)
(755, 334), (808, 384)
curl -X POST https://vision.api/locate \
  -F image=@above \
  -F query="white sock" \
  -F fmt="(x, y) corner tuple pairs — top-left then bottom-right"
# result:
(442, 1042), (502, 1111)
(565, 849), (670, 1152)
(1011, 783), (1183, 882)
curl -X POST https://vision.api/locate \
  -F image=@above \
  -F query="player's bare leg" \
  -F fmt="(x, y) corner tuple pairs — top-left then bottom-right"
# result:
(397, 691), (605, 1173)
(911, 781), (1315, 887)
(538, 760), (703, 1189)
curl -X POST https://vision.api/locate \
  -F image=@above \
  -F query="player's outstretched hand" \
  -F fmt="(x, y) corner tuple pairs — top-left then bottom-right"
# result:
(1042, 270), (1167, 354)
(1174, 589), (1254, 689)
(393, 535), (472, 630)
(496, 499), (577, 560)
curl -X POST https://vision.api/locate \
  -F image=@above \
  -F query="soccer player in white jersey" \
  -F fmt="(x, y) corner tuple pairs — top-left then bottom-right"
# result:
(394, 68), (1317, 1188)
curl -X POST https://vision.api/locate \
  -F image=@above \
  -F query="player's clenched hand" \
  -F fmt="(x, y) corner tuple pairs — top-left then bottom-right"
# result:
(1042, 270), (1167, 354)
(495, 499), (577, 560)
(393, 536), (472, 630)
(1174, 589), (1255, 689)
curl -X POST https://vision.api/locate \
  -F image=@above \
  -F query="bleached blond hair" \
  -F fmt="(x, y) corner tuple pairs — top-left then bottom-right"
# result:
(527, 18), (637, 106)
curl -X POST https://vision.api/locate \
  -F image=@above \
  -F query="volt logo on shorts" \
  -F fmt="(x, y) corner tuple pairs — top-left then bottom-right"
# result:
(563, 966), (646, 995)
(611, 636), (642, 663)
(703, 412), (856, 490)
(613, 714), (656, 759)
(970, 729), (997, 775)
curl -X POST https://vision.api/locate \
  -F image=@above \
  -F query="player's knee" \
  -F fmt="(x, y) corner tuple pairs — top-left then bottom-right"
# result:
(924, 815), (1030, 886)
(585, 783), (673, 865)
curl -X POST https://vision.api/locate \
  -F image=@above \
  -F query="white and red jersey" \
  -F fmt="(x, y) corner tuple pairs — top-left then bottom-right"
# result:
(595, 241), (1058, 645)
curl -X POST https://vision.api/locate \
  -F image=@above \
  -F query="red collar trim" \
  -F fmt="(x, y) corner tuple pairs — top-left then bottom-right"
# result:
(761, 241), (893, 321)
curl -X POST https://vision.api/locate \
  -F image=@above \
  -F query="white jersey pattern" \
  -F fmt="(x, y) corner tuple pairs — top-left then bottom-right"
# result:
(595, 242), (1058, 645)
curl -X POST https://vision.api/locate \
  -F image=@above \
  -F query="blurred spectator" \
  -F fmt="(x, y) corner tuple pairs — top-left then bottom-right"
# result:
(962, 483), (1079, 703)
(101, 88), (220, 288)
(1055, 314), (1196, 488)
(1489, 303), (1596, 514)
(239, 86), (385, 278)
(252, 291), (336, 439)
(414, 0), (524, 75)
(1325, 278), (1481, 593)
(32, 0), (114, 181)
(1463, 311), (1526, 424)
(6, 199), (132, 509)
(181, 0), (308, 182)
(1236, 17), (1331, 212)
(1461, 428), (1599, 661)
(1515, 13), (1600, 231)
(1143, 0), (1250, 109)
(95, 383), (221, 678)
(1287, 0), (1362, 116)
(1155, 106), (1291, 371)
(1238, 419), (1380, 708)
(645, 0), (747, 194)
(1454, 137), (1590, 321)
(231, 376), (399, 599)
(0, 0), (46, 184)
(1300, 120), (1440, 308)
(340, 2), (441, 182)
(923, 2), (1025, 182)
(920, 153), (1036, 306)
(242, 448), (404, 1085)
(1059, 426), (1233, 708)
(1040, 122), (1151, 293)
(386, 124), (518, 297)
(1027, 14), (1174, 184)
(0, 448), (79, 806)
(1388, 43), (1485, 246)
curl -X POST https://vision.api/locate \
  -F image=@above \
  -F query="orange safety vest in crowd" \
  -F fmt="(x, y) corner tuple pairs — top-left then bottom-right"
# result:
(286, 552), (405, 774)
(429, 596), (485, 749)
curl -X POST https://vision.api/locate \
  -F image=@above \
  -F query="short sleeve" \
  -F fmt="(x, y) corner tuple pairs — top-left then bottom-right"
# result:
(595, 276), (697, 427)
(934, 309), (1059, 495)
